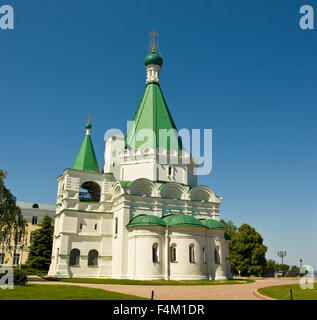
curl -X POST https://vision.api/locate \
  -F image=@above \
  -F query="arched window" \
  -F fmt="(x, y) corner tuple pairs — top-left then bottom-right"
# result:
(69, 249), (80, 266)
(88, 250), (98, 266)
(189, 244), (195, 263)
(114, 217), (118, 235)
(32, 203), (39, 209)
(170, 244), (177, 262)
(202, 247), (206, 263)
(79, 181), (101, 202)
(152, 243), (159, 263)
(168, 165), (173, 177)
(214, 246), (220, 264)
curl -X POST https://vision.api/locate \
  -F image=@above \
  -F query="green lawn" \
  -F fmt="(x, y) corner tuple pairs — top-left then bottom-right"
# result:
(0, 284), (146, 300)
(45, 277), (254, 286)
(258, 284), (317, 300)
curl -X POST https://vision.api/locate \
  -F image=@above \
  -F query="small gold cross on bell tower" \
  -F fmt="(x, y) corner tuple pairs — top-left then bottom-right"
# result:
(149, 30), (159, 53)
(88, 113), (91, 123)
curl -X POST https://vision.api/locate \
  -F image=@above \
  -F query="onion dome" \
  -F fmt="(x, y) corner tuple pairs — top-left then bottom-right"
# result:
(126, 214), (166, 228)
(144, 51), (163, 67)
(85, 121), (92, 129)
(162, 214), (207, 228)
(200, 219), (225, 229)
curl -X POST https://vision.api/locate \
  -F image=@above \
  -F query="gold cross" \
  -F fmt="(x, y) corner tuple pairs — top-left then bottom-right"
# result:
(149, 30), (158, 53)
(88, 113), (91, 123)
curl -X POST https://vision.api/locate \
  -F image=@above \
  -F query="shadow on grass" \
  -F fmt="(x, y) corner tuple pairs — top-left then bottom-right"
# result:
(44, 277), (255, 286)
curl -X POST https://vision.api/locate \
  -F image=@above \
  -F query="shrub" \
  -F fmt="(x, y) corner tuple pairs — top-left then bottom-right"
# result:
(26, 267), (48, 277)
(14, 267), (27, 286)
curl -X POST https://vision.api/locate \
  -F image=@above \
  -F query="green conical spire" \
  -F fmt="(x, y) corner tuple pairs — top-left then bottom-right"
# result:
(125, 82), (182, 151)
(72, 120), (99, 173)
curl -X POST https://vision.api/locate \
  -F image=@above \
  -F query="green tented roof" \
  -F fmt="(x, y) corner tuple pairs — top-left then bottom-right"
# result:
(224, 232), (232, 241)
(126, 214), (166, 228)
(125, 83), (182, 151)
(200, 219), (225, 229)
(162, 214), (207, 228)
(72, 131), (99, 173)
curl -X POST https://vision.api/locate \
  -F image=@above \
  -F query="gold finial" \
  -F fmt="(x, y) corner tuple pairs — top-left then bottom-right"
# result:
(88, 113), (91, 123)
(149, 30), (158, 53)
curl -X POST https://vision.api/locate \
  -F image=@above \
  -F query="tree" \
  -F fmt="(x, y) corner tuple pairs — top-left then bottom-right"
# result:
(0, 170), (27, 261)
(27, 215), (53, 271)
(290, 265), (300, 273)
(229, 223), (267, 276)
(264, 259), (278, 275)
(221, 220), (237, 239)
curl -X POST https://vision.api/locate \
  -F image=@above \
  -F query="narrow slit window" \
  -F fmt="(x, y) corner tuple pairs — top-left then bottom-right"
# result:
(189, 245), (195, 263)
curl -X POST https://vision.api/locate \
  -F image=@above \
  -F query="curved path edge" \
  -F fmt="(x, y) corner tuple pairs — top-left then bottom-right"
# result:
(27, 276), (303, 300)
(253, 289), (276, 300)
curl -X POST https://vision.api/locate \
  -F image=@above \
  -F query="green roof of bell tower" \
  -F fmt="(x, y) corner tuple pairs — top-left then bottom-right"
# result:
(125, 50), (182, 151)
(72, 121), (99, 173)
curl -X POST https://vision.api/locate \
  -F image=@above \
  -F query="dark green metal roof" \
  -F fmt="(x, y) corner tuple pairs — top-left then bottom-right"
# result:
(125, 83), (182, 151)
(126, 214), (223, 230)
(144, 52), (163, 67)
(126, 214), (166, 228)
(72, 126), (99, 173)
(119, 181), (133, 188)
(200, 219), (225, 229)
(163, 214), (207, 228)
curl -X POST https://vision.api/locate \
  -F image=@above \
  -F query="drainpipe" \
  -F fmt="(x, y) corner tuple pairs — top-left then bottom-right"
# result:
(164, 228), (169, 280)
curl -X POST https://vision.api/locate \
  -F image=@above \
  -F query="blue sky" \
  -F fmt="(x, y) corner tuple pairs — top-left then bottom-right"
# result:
(1, 0), (316, 269)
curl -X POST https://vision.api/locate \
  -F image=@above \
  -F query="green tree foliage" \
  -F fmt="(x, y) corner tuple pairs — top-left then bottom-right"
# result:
(13, 266), (28, 285)
(264, 259), (278, 274)
(229, 223), (267, 276)
(27, 215), (53, 271)
(221, 220), (238, 239)
(264, 259), (296, 276)
(290, 265), (300, 273)
(0, 170), (27, 258)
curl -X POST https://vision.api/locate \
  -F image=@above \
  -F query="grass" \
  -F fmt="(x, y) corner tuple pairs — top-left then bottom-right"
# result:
(0, 284), (146, 300)
(258, 284), (317, 300)
(44, 277), (254, 286)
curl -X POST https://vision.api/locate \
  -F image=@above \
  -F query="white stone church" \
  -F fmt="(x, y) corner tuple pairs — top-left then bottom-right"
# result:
(48, 43), (232, 280)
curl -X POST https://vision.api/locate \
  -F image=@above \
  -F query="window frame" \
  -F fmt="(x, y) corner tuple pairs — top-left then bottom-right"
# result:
(0, 253), (5, 264)
(214, 246), (220, 265)
(32, 216), (38, 225)
(12, 253), (20, 265)
(189, 244), (195, 263)
(69, 249), (80, 266)
(152, 243), (159, 263)
(88, 249), (99, 266)
(170, 244), (177, 263)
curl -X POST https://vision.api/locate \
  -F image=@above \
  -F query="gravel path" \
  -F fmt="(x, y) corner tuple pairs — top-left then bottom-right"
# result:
(27, 276), (305, 300)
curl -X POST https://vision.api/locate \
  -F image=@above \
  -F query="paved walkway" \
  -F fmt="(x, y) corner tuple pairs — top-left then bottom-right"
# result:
(27, 276), (305, 300)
